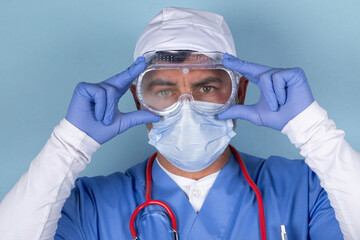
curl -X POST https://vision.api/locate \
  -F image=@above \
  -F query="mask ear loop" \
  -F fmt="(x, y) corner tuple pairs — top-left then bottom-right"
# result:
(129, 153), (179, 240)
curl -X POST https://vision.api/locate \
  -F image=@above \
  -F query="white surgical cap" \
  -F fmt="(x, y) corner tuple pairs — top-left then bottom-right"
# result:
(134, 7), (236, 60)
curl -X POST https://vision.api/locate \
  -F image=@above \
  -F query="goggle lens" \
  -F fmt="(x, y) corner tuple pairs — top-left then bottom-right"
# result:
(140, 68), (233, 111)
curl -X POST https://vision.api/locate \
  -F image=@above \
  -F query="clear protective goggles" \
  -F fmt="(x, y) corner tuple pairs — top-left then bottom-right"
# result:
(135, 50), (240, 116)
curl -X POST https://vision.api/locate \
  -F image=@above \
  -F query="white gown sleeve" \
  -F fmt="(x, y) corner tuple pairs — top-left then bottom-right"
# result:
(0, 119), (100, 240)
(282, 101), (360, 240)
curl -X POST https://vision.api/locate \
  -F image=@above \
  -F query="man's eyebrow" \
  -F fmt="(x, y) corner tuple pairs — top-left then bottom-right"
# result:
(191, 77), (223, 88)
(147, 79), (177, 89)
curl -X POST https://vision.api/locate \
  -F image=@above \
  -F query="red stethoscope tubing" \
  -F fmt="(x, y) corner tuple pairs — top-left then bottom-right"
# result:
(129, 154), (178, 239)
(129, 145), (267, 240)
(229, 145), (267, 240)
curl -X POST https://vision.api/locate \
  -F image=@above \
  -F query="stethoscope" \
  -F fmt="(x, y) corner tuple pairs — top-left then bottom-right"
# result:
(129, 145), (267, 240)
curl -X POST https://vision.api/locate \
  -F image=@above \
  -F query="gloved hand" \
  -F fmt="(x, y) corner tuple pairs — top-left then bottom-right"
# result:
(218, 53), (314, 131)
(66, 57), (160, 144)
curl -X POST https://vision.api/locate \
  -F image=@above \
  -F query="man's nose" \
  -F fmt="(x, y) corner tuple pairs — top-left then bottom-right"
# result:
(178, 76), (192, 95)
(179, 87), (192, 95)
(178, 92), (193, 102)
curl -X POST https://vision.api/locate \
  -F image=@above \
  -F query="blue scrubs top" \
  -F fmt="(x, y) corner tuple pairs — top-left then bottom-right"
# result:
(55, 151), (343, 239)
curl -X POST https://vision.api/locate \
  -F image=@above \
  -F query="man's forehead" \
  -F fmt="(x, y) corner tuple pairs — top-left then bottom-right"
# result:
(146, 68), (227, 81)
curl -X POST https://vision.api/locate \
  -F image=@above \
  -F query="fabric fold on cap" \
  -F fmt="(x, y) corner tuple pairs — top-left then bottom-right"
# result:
(134, 7), (236, 60)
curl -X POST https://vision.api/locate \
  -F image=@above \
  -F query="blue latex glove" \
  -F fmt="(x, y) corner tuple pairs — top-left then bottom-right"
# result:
(66, 57), (160, 144)
(218, 54), (314, 131)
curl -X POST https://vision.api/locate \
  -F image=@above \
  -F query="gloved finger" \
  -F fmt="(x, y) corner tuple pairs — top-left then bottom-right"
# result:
(77, 82), (106, 121)
(272, 71), (287, 106)
(217, 105), (261, 126)
(281, 67), (307, 87)
(99, 83), (117, 126)
(223, 53), (272, 84)
(104, 57), (146, 94)
(117, 110), (161, 134)
(258, 69), (279, 111)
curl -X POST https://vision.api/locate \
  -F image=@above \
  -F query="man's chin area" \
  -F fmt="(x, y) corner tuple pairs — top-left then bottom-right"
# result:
(156, 146), (231, 180)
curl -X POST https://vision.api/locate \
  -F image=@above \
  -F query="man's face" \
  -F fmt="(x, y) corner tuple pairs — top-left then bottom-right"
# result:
(130, 54), (249, 130)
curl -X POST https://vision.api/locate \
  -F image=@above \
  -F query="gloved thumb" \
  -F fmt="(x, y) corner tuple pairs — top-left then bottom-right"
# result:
(218, 105), (261, 125)
(117, 110), (161, 134)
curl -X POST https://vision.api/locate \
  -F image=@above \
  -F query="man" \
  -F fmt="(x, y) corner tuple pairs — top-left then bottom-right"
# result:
(0, 7), (359, 240)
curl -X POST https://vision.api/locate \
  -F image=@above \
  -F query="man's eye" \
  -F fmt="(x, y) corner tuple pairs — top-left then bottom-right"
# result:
(200, 86), (214, 93)
(156, 89), (171, 97)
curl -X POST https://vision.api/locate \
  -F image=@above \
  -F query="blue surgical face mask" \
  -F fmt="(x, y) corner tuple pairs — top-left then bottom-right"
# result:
(148, 101), (236, 172)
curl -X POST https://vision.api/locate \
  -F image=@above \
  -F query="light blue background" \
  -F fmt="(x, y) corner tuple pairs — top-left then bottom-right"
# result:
(1, 0), (359, 201)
